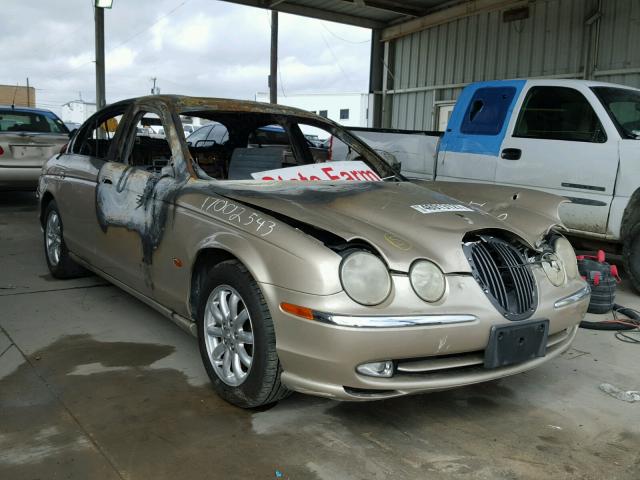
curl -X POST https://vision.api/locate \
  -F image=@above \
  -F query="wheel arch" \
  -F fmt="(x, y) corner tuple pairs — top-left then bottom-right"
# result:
(189, 247), (241, 321)
(39, 191), (55, 227)
(620, 187), (640, 242)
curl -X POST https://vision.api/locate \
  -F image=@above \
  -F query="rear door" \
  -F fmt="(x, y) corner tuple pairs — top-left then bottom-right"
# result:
(496, 85), (618, 235)
(53, 105), (129, 260)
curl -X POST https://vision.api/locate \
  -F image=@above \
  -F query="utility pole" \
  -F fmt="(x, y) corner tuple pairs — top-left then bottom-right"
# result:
(150, 77), (160, 95)
(94, 5), (106, 110)
(26, 77), (30, 107)
(269, 10), (278, 104)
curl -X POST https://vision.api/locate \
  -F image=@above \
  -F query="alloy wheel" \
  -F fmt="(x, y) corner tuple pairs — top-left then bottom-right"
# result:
(204, 285), (254, 386)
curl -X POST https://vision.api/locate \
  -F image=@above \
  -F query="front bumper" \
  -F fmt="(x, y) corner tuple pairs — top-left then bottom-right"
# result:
(261, 272), (589, 401)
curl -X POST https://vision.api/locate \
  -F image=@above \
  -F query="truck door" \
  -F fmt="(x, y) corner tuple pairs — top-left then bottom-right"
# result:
(437, 80), (525, 183)
(496, 85), (618, 235)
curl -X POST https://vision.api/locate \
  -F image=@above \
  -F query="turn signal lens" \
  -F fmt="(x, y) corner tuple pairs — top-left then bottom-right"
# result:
(280, 302), (314, 320)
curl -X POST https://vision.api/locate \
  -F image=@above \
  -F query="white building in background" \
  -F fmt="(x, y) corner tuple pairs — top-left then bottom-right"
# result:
(61, 100), (97, 124)
(254, 92), (370, 128)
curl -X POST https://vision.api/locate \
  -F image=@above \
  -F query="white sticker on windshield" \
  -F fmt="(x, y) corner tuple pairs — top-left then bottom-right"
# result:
(251, 161), (381, 182)
(411, 204), (474, 214)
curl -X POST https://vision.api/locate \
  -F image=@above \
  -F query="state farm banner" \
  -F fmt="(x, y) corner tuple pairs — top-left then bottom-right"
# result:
(251, 161), (382, 182)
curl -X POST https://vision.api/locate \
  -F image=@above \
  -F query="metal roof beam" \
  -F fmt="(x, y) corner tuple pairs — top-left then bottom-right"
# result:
(218, 0), (387, 28)
(337, 0), (427, 18)
(381, 0), (526, 41)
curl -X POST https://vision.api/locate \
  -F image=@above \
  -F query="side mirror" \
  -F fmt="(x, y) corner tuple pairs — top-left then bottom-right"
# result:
(68, 128), (77, 139)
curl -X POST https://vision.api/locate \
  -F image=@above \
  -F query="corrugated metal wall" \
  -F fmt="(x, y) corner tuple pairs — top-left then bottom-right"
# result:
(384, 0), (640, 130)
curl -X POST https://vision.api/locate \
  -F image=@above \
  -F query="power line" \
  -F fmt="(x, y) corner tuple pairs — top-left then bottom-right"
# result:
(318, 30), (355, 88)
(48, 0), (192, 82)
(320, 23), (370, 44)
(106, 0), (191, 53)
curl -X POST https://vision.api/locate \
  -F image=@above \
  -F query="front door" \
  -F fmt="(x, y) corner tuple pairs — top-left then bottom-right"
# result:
(496, 85), (618, 235)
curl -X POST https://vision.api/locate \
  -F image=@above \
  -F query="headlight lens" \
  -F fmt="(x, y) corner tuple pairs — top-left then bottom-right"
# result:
(542, 252), (566, 286)
(340, 251), (391, 305)
(554, 236), (579, 280)
(410, 260), (446, 302)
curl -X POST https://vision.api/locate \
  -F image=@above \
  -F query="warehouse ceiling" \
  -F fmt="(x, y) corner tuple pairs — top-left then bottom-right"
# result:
(218, 0), (470, 29)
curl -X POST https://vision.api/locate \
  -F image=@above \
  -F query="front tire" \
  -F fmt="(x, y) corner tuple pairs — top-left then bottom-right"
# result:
(623, 223), (640, 293)
(197, 260), (290, 408)
(43, 201), (86, 279)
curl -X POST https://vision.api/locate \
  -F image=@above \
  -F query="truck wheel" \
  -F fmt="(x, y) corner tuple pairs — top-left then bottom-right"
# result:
(197, 260), (290, 408)
(623, 223), (640, 293)
(43, 201), (86, 279)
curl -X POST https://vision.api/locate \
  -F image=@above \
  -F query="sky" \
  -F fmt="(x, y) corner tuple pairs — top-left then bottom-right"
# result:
(0, 0), (372, 115)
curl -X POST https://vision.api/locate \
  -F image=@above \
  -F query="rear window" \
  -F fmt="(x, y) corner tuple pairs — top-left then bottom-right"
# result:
(460, 87), (516, 135)
(0, 109), (68, 134)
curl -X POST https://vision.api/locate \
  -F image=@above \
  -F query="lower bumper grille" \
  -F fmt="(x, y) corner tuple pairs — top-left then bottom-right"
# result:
(395, 328), (572, 375)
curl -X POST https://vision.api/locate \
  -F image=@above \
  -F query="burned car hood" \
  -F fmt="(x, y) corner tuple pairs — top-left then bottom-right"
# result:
(188, 179), (566, 273)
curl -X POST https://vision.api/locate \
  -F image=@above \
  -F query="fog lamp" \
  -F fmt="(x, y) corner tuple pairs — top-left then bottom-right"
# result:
(356, 361), (394, 378)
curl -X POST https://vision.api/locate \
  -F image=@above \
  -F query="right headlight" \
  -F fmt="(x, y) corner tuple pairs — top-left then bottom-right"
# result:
(554, 236), (579, 281)
(340, 251), (391, 305)
(410, 260), (446, 302)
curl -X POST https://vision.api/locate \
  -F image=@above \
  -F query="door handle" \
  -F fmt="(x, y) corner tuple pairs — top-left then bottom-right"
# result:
(501, 148), (522, 160)
(101, 177), (113, 185)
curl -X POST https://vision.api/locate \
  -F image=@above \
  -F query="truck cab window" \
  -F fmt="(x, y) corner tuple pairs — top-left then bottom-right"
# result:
(592, 86), (640, 139)
(514, 86), (606, 143)
(460, 87), (516, 135)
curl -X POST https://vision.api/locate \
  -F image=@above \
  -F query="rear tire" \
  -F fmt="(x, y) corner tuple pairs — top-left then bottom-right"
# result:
(623, 223), (640, 293)
(43, 200), (86, 279)
(196, 260), (290, 408)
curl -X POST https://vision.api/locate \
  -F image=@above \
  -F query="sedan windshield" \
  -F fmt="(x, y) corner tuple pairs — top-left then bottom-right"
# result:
(0, 109), (69, 134)
(592, 87), (640, 139)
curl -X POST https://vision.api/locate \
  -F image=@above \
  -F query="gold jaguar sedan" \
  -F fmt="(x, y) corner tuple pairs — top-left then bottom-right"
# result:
(38, 95), (590, 408)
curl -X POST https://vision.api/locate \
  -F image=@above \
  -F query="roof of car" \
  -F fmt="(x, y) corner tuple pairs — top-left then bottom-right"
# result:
(112, 95), (324, 120)
(0, 105), (57, 114)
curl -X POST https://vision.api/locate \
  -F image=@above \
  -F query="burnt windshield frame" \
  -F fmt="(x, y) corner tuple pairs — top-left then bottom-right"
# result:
(592, 86), (640, 139)
(179, 109), (405, 181)
(293, 116), (405, 181)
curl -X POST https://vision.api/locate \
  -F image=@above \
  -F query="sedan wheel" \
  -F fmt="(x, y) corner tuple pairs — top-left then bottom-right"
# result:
(42, 200), (86, 279)
(204, 286), (254, 387)
(196, 260), (290, 408)
(45, 210), (62, 267)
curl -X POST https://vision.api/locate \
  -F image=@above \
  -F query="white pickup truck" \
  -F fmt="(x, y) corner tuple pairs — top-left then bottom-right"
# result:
(333, 79), (640, 290)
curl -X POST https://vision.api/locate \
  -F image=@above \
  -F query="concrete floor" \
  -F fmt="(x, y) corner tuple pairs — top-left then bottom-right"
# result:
(1, 191), (639, 480)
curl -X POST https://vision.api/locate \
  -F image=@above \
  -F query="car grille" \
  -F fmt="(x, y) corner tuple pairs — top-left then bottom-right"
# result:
(464, 234), (537, 321)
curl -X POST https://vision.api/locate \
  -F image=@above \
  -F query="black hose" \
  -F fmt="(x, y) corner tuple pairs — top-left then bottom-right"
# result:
(579, 304), (640, 330)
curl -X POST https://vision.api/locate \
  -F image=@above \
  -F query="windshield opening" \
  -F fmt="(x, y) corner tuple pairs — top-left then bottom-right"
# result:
(179, 110), (403, 182)
(592, 87), (640, 139)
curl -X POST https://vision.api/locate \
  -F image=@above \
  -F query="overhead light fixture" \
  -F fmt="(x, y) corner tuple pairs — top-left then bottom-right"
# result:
(95, 0), (113, 8)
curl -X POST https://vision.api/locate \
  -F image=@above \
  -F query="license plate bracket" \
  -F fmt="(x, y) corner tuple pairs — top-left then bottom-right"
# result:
(484, 319), (549, 369)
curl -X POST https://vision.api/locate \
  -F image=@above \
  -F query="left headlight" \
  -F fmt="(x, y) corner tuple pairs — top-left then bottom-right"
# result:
(554, 236), (579, 281)
(340, 251), (391, 305)
(410, 260), (446, 302)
